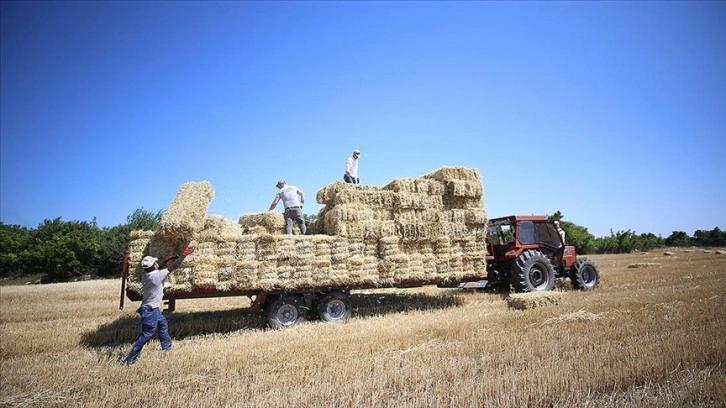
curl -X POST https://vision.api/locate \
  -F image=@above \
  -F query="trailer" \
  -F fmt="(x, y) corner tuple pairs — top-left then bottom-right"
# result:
(119, 167), (599, 329)
(120, 249), (490, 329)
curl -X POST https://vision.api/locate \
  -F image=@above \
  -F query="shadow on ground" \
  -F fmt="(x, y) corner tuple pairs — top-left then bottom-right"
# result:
(81, 291), (467, 348)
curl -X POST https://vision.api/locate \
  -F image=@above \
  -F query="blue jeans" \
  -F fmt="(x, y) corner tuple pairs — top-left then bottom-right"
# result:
(123, 306), (171, 363)
(344, 175), (359, 184)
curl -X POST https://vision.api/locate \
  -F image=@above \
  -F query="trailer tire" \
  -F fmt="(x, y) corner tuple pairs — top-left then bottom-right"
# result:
(511, 249), (556, 293)
(317, 291), (352, 323)
(265, 294), (308, 329)
(569, 259), (600, 290)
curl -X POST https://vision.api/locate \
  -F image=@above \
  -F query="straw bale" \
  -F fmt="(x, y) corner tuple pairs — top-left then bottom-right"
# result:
(383, 178), (416, 192)
(334, 189), (396, 207)
(378, 236), (400, 257)
(507, 291), (564, 310)
(422, 166), (482, 182)
(235, 260), (258, 279)
(238, 212), (286, 235)
(400, 240), (436, 256)
(444, 180), (483, 198)
(198, 215), (245, 242)
(396, 222), (445, 240)
(393, 192), (443, 210)
(257, 261), (277, 281)
(465, 209), (488, 225)
(312, 236), (334, 257)
(422, 255), (438, 278)
(331, 220), (397, 239)
(325, 205), (375, 223)
(158, 181), (215, 240)
(348, 242), (366, 256)
(395, 209), (440, 223)
(414, 179), (446, 195)
(627, 262), (661, 268)
(317, 182), (382, 205)
(236, 239), (257, 259)
(383, 178), (446, 195)
(191, 264), (218, 288)
(442, 196), (485, 210)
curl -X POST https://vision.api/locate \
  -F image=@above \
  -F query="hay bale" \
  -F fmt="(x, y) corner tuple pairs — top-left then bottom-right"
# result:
(627, 262), (661, 268)
(507, 291), (564, 310)
(238, 212), (286, 235)
(393, 192), (443, 210)
(546, 310), (603, 323)
(197, 215), (244, 242)
(422, 166), (482, 182)
(158, 181), (215, 240)
(716, 249), (726, 255)
(444, 180), (483, 198)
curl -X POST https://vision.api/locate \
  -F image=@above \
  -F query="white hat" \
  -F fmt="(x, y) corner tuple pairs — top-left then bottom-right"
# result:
(353, 149), (361, 155)
(554, 221), (560, 225)
(141, 256), (158, 268)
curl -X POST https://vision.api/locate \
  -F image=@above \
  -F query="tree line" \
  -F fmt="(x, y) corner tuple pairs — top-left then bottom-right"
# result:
(550, 211), (726, 254)
(0, 209), (163, 283)
(1, 210), (724, 284)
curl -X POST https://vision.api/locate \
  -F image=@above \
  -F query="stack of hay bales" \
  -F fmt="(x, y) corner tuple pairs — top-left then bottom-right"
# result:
(314, 166), (487, 284)
(126, 167), (488, 296)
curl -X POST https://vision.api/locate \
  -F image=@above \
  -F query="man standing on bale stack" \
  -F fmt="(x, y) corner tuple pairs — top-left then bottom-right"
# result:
(344, 149), (361, 184)
(121, 246), (193, 365)
(269, 180), (307, 235)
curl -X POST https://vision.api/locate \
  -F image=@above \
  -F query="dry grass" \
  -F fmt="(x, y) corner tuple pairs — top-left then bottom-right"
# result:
(1, 249), (725, 407)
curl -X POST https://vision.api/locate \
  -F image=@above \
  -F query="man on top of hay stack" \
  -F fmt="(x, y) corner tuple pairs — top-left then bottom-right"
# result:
(269, 180), (307, 235)
(344, 149), (361, 184)
(121, 246), (194, 365)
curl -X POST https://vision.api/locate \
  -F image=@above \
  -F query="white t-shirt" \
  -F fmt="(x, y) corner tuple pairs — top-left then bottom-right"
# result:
(277, 185), (302, 208)
(141, 269), (171, 309)
(345, 156), (359, 178)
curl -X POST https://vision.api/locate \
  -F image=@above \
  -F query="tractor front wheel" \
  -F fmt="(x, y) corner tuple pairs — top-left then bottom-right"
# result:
(569, 259), (601, 290)
(511, 250), (556, 293)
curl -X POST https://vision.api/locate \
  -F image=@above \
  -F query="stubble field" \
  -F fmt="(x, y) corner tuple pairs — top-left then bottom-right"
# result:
(1, 249), (725, 407)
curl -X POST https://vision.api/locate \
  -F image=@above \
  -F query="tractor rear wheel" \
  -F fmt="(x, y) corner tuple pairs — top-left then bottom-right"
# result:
(264, 294), (308, 329)
(511, 249), (556, 292)
(569, 259), (601, 290)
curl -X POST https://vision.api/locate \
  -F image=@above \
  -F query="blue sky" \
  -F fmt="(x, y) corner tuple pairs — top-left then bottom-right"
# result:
(1, 1), (724, 238)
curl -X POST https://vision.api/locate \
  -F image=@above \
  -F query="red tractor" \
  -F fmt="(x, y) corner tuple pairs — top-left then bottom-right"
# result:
(485, 215), (600, 292)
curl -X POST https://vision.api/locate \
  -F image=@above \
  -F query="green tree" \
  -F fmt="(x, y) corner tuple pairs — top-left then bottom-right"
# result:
(0, 223), (33, 277)
(694, 227), (726, 247)
(97, 208), (164, 277)
(28, 218), (102, 283)
(664, 231), (692, 247)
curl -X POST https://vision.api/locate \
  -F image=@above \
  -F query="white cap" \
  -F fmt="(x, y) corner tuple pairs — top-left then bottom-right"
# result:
(353, 149), (360, 155)
(141, 256), (158, 268)
(554, 221), (560, 225)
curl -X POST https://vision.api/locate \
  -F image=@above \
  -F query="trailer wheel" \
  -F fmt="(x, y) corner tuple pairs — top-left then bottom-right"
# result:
(511, 249), (556, 292)
(317, 291), (352, 323)
(569, 259), (600, 290)
(265, 294), (308, 329)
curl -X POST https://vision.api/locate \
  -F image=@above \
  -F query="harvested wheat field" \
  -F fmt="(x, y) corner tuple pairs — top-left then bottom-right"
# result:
(1, 249), (725, 407)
